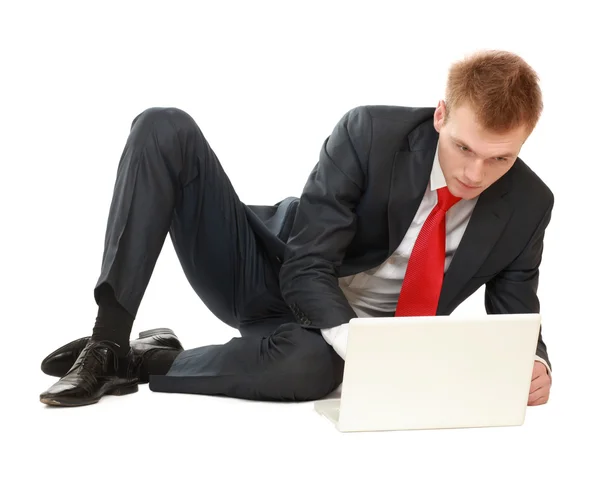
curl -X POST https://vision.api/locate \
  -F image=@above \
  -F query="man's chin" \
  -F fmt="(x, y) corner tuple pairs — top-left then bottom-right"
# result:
(451, 179), (484, 200)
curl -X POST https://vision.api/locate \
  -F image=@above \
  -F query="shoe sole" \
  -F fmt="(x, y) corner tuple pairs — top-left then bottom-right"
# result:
(41, 383), (139, 407)
(41, 328), (177, 378)
(138, 328), (175, 339)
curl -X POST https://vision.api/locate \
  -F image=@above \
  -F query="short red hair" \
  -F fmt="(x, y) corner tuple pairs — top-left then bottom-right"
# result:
(445, 50), (543, 134)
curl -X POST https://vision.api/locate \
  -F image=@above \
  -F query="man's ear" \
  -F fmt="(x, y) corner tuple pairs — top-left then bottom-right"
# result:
(433, 100), (446, 132)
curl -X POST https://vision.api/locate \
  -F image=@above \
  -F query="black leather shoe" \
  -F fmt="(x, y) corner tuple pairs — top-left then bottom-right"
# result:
(41, 328), (178, 378)
(40, 340), (138, 407)
(126, 330), (183, 383)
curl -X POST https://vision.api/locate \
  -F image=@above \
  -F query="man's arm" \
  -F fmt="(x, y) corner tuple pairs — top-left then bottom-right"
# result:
(279, 107), (372, 328)
(484, 196), (554, 376)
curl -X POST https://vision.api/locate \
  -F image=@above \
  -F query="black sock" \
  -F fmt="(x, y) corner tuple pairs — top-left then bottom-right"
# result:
(92, 283), (134, 357)
(140, 349), (182, 381)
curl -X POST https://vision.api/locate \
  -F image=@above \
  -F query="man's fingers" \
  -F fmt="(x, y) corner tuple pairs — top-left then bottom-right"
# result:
(529, 375), (548, 394)
(528, 362), (551, 405)
(531, 362), (547, 380)
(530, 363), (551, 394)
(528, 393), (549, 406)
(528, 387), (545, 402)
(528, 386), (549, 405)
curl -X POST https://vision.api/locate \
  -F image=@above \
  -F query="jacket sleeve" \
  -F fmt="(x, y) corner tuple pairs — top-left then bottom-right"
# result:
(484, 195), (554, 371)
(279, 107), (372, 328)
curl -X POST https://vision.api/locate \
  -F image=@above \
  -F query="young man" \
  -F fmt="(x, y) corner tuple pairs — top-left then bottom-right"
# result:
(40, 50), (553, 407)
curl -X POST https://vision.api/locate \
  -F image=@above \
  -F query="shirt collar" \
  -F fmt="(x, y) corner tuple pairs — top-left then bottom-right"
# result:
(430, 141), (447, 191)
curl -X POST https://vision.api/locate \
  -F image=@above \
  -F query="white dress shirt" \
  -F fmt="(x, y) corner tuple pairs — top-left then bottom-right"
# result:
(320, 141), (551, 375)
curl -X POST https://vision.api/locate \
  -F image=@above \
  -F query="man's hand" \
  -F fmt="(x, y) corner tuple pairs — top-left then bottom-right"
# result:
(528, 361), (551, 406)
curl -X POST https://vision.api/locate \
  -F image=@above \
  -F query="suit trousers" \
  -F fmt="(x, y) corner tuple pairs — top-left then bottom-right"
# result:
(93, 107), (344, 401)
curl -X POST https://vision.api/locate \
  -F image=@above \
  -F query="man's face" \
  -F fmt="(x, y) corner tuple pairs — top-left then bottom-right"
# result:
(433, 100), (529, 200)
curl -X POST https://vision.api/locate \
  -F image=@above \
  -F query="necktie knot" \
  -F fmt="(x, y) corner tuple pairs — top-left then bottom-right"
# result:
(436, 186), (461, 212)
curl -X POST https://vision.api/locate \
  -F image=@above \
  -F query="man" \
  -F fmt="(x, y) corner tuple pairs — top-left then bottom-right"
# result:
(40, 49), (553, 407)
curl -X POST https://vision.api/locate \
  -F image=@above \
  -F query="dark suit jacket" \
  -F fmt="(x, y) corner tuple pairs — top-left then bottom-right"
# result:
(268, 105), (553, 368)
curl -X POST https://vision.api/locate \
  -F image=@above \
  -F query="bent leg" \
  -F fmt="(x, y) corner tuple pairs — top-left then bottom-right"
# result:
(40, 107), (294, 406)
(94, 107), (287, 329)
(148, 323), (344, 401)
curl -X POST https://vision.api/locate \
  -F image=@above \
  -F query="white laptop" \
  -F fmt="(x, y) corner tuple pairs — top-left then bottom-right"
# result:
(314, 313), (541, 432)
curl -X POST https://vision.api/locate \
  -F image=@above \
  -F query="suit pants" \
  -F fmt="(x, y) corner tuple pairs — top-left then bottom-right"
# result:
(93, 107), (344, 401)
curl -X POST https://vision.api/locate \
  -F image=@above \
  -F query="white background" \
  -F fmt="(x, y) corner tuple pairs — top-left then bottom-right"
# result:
(2, 0), (599, 475)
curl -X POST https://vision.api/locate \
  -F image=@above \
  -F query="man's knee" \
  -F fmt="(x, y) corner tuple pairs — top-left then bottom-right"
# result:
(274, 324), (344, 401)
(131, 106), (195, 133)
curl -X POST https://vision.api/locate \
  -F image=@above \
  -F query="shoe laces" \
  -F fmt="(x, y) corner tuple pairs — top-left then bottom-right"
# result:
(83, 340), (120, 368)
(71, 340), (121, 392)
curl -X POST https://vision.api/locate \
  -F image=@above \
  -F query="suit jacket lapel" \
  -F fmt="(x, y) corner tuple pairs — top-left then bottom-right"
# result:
(437, 173), (513, 313)
(387, 120), (438, 255)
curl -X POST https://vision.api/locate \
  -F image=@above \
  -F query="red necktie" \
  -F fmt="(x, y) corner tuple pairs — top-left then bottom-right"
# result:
(394, 186), (461, 317)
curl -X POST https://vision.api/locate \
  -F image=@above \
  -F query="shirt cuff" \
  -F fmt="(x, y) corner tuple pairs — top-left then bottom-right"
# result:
(321, 324), (349, 360)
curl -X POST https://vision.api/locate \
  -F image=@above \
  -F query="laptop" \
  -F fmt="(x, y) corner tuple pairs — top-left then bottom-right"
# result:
(314, 313), (541, 432)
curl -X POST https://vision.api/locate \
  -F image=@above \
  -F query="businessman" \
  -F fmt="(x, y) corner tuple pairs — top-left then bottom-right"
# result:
(40, 49), (553, 407)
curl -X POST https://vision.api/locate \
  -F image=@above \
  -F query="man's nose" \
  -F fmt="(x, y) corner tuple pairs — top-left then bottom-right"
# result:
(464, 159), (485, 184)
